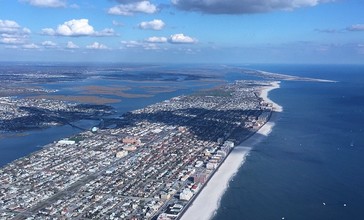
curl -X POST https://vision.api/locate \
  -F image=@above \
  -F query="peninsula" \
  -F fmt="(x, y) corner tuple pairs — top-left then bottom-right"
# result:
(0, 80), (279, 220)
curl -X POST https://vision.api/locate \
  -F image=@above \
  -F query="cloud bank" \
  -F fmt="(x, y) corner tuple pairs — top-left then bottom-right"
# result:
(42, 19), (115, 37)
(121, 40), (159, 50)
(347, 24), (364, 32)
(145, 36), (168, 43)
(41, 40), (57, 48)
(86, 42), (108, 49)
(315, 24), (364, 34)
(172, 0), (333, 14)
(0, 20), (31, 44)
(22, 43), (39, 49)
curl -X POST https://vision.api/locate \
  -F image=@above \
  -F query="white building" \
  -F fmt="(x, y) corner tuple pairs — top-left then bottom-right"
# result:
(180, 188), (193, 201)
(116, 150), (128, 158)
(194, 161), (203, 168)
(57, 139), (75, 145)
(223, 141), (234, 148)
(206, 162), (218, 170)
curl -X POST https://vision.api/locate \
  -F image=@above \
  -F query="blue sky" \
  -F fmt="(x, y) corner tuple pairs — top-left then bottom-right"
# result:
(0, 0), (363, 63)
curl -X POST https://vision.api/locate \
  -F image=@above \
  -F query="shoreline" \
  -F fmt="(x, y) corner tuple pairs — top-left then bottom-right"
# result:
(180, 81), (283, 220)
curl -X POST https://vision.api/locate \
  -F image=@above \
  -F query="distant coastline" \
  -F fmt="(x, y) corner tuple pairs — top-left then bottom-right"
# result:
(180, 81), (282, 220)
(242, 69), (337, 83)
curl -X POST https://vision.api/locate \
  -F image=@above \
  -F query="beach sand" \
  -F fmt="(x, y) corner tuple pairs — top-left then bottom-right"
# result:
(261, 81), (283, 113)
(180, 81), (282, 220)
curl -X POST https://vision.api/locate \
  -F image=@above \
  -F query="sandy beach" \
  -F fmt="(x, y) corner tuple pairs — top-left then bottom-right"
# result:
(260, 81), (283, 113)
(180, 81), (282, 220)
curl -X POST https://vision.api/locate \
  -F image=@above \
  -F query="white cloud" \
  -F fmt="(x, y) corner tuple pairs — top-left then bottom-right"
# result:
(41, 28), (56, 35)
(0, 36), (28, 44)
(108, 1), (157, 16)
(169, 33), (197, 44)
(121, 40), (160, 50)
(43, 19), (93, 36)
(66, 41), (79, 49)
(22, 43), (39, 49)
(86, 42), (108, 49)
(124, 34), (196, 48)
(0, 20), (31, 44)
(144, 44), (159, 50)
(5, 45), (19, 49)
(145, 36), (168, 43)
(96, 28), (116, 36)
(347, 24), (364, 32)
(42, 19), (115, 37)
(121, 40), (142, 48)
(22, 0), (66, 8)
(178, 47), (200, 54)
(112, 20), (124, 27)
(139, 19), (165, 30)
(0, 37), (22, 44)
(41, 40), (57, 48)
(316, 24), (364, 33)
(0, 20), (20, 33)
(172, 0), (334, 14)
(23, 28), (31, 34)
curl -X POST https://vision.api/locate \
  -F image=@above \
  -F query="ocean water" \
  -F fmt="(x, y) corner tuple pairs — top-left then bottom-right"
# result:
(214, 65), (364, 220)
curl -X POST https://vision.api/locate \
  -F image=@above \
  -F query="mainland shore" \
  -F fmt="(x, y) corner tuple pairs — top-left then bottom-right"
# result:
(180, 81), (283, 220)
